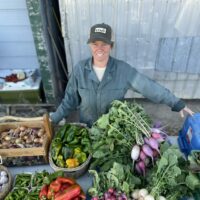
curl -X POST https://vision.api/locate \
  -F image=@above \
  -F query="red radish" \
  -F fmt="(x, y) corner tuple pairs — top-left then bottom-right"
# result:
(131, 144), (140, 161)
(144, 157), (150, 166)
(153, 149), (159, 158)
(151, 132), (165, 143)
(144, 137), (150, 145)
(139, 150), (147, 161)
(135, 162), (142, 175)
(148, 137), (160, 155)
(142, 144), (154, 163)
(138, 160), (146, 176)
(151, 128), (161, 134)
(92, 197), (99, 200)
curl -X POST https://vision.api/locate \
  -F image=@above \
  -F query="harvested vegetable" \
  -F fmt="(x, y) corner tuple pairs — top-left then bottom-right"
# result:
(90, 100), (151, 171)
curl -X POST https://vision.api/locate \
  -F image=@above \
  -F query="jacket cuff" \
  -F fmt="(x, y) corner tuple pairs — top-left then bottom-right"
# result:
(50, 112), (61, 124)
(171, 99), (185, 112)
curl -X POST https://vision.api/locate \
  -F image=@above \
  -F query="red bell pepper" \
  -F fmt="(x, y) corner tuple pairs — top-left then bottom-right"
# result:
(49, 180), (61, 192)
(56, 177), (75, 185)
(39, 185), (48, 199)
(54, 184), (81, 200)
(60, 183), (71, 191)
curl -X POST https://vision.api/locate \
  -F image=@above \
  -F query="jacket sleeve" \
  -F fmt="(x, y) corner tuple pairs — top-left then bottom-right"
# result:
(128, 67), (185, 112)
(50, 69), (80, 124)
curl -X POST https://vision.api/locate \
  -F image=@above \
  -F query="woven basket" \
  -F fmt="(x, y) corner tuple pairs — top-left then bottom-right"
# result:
(49, 122), (91, 178)
(0, 165), (12, 200)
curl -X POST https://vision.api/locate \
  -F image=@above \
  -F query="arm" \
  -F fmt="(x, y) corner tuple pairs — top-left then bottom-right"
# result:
(128, 67), (189, 112)
(50, 70), (80, 124)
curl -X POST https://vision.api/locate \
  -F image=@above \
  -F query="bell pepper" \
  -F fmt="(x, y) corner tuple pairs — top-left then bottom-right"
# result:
(56, 154), (65, 167)
(60, 183), (71, 191)
(56, 177), (75, 185)
(74, 152), (87, 164)
(49, 180), (61, 193)
(74, 147), (82, 155)
(39, 185), (48, 199)
(51, 143), (62, 161)
(66, 158), (79, 168)
(61, 145), (73, 160)
(54, 184), (81, 200)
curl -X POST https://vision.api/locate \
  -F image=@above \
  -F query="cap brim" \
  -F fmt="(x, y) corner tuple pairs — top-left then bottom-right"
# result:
(87, 37), (113, 45)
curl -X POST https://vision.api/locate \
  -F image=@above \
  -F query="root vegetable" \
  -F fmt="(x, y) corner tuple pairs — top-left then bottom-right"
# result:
(39, 138), (44, 144)
(142, 144), (154, 163)
(148, 137), (160, 155)
(19, 126), (26, 131)
(131, 145), (140, 161)
(139, 150), (147, 161)
(34, 138), (39, 143)
(132, 189), (140, 199)
(15, 138), (22, 144)
(5, 136), (11, 141)
(144, 195), (155, 200)
(138, 189), (148, 198)
(138, 161), (146, 176)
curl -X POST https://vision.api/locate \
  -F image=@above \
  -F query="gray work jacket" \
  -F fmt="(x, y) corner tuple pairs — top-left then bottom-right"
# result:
(51, 56), (185, 127)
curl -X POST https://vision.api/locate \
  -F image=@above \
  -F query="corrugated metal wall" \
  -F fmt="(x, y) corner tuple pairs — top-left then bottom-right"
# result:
(0, 0), (39, 69)
(59, 0), (200, 99)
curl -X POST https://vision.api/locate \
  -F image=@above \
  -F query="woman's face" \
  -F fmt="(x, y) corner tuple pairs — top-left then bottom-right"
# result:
(89, 41), (112, 63)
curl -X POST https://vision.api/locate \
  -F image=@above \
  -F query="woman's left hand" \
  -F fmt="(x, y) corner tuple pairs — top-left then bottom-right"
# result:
(179, 106), (194, 118)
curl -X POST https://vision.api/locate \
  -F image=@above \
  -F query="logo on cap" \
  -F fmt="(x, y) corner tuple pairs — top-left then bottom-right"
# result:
(95, 28), (106, 34)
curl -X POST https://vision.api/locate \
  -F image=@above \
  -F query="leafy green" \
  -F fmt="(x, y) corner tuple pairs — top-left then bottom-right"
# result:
(146, 142), (200, 199)
(90, 100), (152, 171)
(88, 162), (141, 198)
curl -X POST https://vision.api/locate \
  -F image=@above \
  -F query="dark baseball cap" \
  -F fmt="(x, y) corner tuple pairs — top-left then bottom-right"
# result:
(87, 23), (113, 45)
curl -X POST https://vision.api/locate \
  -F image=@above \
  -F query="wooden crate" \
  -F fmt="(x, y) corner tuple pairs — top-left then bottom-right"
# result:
(0, 114), (52, 166)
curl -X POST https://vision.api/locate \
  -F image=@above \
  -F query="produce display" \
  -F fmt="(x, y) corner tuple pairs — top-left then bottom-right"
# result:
(50, 124), (91, 168)
(1, 100), (200, 200)
(0, 126), (46, 149)
(88, 100), (200, 200)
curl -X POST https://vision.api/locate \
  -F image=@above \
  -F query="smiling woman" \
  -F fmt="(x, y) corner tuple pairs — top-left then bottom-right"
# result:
(50, 23), (193, 127)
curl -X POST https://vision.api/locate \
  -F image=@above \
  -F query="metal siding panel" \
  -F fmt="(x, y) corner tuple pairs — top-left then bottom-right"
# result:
(156, 38), (176, 72)
(187, 37), (200, 74)
(172, 37), (192, 72)
(60, 0), (200, 99)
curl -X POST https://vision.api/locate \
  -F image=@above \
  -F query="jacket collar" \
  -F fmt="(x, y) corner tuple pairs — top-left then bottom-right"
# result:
(85, 56), (115, 84)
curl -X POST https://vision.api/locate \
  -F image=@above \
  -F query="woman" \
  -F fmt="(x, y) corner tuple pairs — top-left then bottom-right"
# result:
(50, 23), (193, 127)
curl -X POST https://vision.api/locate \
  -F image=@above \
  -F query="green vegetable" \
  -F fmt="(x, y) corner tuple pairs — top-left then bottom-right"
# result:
(88, 162), (141, 198)
(51, 142), (62, 161)
(43, 170), (64, 185)
(31, 170), (49, 187)
(56, 154), (65, 167)
(74, 151), (87, 164)
(5, 188), (28, 200)
(14, 173), (32, 188)
(146, 142), (200, 199)
(61, 145), (73, 160)
(90, 100), (151, 171)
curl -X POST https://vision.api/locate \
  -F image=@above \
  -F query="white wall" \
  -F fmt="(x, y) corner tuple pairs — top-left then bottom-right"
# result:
(0, 0), (39, 70)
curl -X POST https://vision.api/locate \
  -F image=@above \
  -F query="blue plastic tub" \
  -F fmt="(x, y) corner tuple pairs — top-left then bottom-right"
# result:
(178, 113), (200, 157)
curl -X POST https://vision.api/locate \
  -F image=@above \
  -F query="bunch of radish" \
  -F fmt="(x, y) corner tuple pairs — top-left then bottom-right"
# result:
(91, 188), (128, 200)
(131, 128), (166, 176)
(131, 188), (166, 200)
